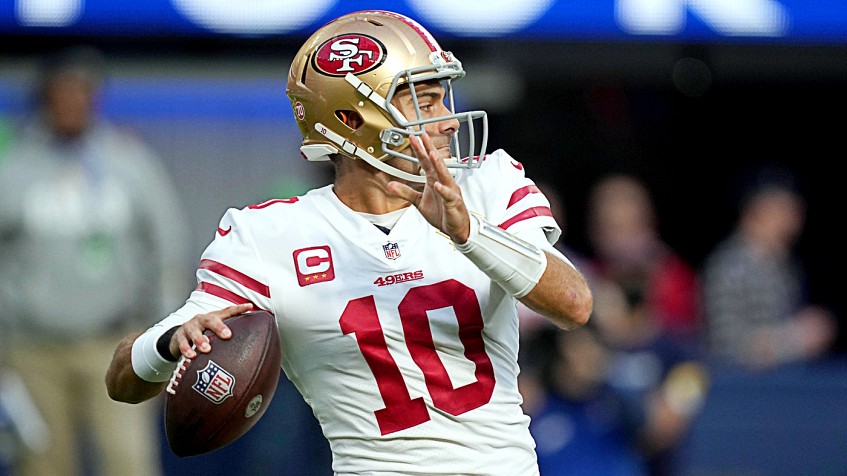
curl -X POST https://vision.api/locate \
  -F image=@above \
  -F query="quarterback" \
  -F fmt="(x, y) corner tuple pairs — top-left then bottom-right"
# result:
(106, 10), (592, 475)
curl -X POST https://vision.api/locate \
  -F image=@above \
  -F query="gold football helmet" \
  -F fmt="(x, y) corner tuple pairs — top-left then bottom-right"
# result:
(286, 10), (488, 183)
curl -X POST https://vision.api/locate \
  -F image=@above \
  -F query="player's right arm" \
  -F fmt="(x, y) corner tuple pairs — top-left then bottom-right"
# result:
(107, 207), (270, 404)
(105, 303), (253, 403)
(105, 331), (169, 403)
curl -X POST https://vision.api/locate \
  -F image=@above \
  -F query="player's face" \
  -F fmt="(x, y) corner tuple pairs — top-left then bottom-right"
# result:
(390, 80), (460, 161)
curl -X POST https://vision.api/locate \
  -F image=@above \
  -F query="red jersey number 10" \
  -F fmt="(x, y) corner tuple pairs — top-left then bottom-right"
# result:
(339, 279), (496, 435)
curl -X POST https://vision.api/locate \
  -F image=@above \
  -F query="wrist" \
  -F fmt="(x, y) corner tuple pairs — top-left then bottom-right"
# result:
(450, 218), (472, 245)
(454, 214), (547, 298)
(453, 212), (481, 249)
(131, 326), (180, 382)
(156, 326), (181, 362)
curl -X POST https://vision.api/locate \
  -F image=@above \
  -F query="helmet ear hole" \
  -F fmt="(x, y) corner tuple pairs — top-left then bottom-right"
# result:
(336, 110), (363, 130)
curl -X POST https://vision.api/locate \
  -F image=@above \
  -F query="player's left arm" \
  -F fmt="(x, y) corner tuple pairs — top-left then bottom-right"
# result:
(515, 235), (592, 330)
(388, 133), (592, 330)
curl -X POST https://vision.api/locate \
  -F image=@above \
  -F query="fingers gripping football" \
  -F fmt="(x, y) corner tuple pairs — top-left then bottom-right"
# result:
(164, 309), (282, 457)
(172, 304), (253, 359)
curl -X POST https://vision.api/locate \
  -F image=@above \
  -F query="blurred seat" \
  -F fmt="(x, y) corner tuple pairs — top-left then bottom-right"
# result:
(679, 357), (847, 476)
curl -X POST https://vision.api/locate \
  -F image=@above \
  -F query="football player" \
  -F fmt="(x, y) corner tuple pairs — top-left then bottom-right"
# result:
(106, 10), (592, 475)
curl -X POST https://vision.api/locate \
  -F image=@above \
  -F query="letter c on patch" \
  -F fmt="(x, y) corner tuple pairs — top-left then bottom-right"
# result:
(293, 245), (335, 286)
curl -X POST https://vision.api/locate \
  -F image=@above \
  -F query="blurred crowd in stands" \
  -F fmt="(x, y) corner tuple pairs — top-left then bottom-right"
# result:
(518, 171), (838, 475)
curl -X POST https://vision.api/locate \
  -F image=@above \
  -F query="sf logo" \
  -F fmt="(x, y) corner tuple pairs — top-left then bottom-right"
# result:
(314, 34), (385, 77)
(328, 38), (373, 72)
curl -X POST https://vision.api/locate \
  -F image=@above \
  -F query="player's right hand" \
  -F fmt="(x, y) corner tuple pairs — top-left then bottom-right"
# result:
(171, 303), (253, 359)
(388, 133), (471, 243)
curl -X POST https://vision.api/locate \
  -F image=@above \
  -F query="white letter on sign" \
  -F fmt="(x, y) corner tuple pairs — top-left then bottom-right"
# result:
(407, 0), (555, 37)
(171, 0), (336, 34)
(616, 0), (789, 37)
(17, 0), (81, 26)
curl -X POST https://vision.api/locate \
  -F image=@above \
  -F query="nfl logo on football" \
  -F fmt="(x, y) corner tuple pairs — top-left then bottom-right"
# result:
(383, 242), (400, 260)
(192, 360), (235, 404)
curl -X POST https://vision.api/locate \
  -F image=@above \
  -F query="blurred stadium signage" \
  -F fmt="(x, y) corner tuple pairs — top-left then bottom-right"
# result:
(1, 0), (846, 43)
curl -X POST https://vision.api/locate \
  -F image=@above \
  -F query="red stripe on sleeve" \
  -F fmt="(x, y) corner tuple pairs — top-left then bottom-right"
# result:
(248, 197), (299, 209)
(507, 185), (540, 208)
(196, 282), (256, 307)
(499, 206), (553, 231)
(199, 259), (270, 298)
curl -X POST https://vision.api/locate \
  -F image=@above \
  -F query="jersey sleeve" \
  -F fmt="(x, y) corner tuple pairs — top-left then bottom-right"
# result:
(487, 149), (561, 245)
(159, 207), (274, 328)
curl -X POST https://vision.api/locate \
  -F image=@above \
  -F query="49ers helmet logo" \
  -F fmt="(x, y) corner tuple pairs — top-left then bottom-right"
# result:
(313, 34), (386, 77)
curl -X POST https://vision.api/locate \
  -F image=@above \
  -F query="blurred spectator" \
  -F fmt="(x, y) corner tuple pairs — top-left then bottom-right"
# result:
(517, 177), (707, 475)
(700, 165), (837, 370)
(0, 46), (192, 475)
(590, 277), (709, 476)
(585, 173), (702, 344)
(521, 324), (649, 476)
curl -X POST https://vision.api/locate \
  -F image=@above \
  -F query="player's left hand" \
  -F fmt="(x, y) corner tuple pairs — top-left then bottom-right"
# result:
(387, 133), (471, 243)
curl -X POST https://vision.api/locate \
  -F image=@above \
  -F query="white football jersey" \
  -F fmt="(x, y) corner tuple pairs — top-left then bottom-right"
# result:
(153, 149), (560, 475)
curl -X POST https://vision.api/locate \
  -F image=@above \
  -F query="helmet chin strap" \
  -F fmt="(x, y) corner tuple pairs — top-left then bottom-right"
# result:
(313, 122), (426, 184)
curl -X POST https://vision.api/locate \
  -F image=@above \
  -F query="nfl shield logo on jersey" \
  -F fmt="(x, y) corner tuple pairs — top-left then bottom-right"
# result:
(383, 242), (400, 260)
(192, 360), (235, 404)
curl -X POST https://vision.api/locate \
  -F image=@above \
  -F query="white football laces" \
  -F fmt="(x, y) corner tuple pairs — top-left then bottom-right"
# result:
(165, 345), (195, 395)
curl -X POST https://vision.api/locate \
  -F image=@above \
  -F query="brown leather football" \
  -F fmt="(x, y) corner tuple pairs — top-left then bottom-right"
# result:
(163, 310), (281, 457)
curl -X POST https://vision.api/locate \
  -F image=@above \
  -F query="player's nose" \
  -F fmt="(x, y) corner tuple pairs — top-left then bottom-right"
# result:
(436, 112), (460, 136)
